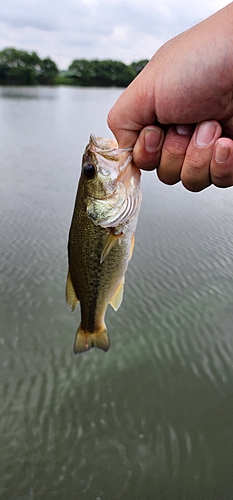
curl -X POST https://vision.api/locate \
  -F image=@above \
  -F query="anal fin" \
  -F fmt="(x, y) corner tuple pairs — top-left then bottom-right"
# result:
(66, 269), (78, 311)
(109, 277), (124, 311)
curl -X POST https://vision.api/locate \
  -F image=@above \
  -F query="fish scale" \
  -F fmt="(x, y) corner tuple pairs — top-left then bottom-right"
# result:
(66, 135), (142, 354)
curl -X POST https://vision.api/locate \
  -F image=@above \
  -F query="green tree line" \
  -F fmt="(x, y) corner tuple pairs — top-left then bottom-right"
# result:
(0, 48), (58, 85)
(0, 48), (149, 86)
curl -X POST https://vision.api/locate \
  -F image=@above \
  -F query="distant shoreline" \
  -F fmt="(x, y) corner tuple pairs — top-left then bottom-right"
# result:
(0, 48), (149, 87)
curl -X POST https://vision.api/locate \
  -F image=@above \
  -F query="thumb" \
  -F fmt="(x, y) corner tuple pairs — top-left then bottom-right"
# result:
(107, 74), (157, 148)
(107, 93), (141, 148)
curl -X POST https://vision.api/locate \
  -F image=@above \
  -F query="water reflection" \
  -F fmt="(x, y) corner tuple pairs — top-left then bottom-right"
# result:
(0, 86), (59, 100)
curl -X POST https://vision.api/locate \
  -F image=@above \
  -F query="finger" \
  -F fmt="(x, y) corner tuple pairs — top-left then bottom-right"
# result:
(157, 124), (194, 184)
(180, 121), (222, 192)
(107, 66), (157, 148)
(221, 116), (233, 140)
(210, 138), (233, 187)
(107, 94), (140, 148)
(132, 126), (164, 170)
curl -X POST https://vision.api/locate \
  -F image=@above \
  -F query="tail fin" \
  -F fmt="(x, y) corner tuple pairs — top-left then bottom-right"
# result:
(74, 325), (110, 354)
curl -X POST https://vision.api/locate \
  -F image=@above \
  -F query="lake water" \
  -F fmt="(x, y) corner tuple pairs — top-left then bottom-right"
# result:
(1, 86), (233, 500)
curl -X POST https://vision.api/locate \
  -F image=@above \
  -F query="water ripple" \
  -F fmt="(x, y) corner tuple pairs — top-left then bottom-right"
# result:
(2, 89), (233, 499)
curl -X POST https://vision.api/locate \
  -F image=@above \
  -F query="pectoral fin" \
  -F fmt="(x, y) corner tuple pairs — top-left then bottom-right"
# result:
(130, 234), (135, 260)
(110, 278), (124, 311)
(100, 230), (122, 264)
(66, 269), (78, 311)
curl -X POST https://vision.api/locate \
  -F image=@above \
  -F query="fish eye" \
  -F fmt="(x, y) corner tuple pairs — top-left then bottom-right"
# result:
(83, 162), (96, 179)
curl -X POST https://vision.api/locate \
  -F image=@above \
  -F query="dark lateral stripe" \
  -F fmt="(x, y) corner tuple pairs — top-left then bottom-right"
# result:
(87, 294), (97, 333)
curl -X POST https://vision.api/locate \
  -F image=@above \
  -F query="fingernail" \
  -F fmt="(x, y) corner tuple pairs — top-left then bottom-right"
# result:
(215, 143), (230, 163)
(144, 128), (162, 152)
(176, 124), (193, 135)
(195, 121), (216, 146)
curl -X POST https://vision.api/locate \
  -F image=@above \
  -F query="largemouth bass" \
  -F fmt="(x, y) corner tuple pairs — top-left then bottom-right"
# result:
(66, 134), (142, 354)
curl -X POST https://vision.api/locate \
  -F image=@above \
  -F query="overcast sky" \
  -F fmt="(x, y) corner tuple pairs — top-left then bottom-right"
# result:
(0, 0), (230, 69)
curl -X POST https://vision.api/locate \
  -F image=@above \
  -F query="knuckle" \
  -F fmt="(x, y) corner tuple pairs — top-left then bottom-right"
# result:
(211, 168), (233, 187)
(184, 155), (207, 174)
(180, 158), (211, 192)
(181, 154), (210, 188)
(162, 146), (185, 165)
(107, 109), (116, 131)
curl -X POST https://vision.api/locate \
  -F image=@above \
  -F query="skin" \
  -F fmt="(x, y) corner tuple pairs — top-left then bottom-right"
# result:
(107, 3), (233, 191)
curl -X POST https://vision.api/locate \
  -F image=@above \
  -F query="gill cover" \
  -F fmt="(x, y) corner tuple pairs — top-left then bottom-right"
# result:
(84, 134), (142, 228)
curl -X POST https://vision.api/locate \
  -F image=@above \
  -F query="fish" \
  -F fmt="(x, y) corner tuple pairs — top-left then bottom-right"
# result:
(66, 134), (142, 354)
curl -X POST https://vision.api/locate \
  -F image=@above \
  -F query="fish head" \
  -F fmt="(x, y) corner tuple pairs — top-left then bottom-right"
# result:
(80, 134), (142, 227)
(81, 134), (133, 197)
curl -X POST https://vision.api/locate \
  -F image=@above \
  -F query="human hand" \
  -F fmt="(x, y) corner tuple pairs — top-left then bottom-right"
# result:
(133, 122), (233, 191)
(107, 3), (233, 191)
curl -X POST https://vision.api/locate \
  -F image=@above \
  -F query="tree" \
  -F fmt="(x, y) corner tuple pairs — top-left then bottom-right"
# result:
(0, 48), (40, 85)
(0, 48), (58, 85)
(68, 59), (96, 86)
(93, 60), (135, 87)
(38, 57), (58, 85)
(68, 59), (135, 87)
(0, 50), (150, 87)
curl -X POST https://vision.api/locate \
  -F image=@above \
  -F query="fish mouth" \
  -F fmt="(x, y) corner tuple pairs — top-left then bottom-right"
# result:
(89, 134), (133, 157)
(88, 133), (136, 183)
